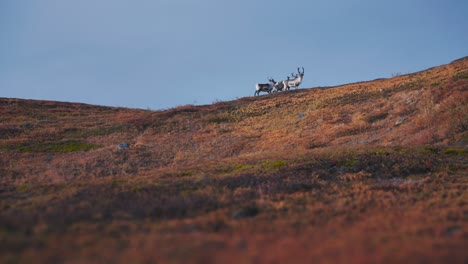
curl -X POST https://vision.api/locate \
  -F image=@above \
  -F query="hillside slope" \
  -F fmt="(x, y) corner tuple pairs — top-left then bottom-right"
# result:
(1, 57), (467, 183)
(0, 57), (467, 263)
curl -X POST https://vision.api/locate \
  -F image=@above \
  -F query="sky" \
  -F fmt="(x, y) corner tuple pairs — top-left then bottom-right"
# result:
(1, 0), (467, 110)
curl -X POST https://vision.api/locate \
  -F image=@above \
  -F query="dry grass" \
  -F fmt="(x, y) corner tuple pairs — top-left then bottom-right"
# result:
(0, 57), (467, 263)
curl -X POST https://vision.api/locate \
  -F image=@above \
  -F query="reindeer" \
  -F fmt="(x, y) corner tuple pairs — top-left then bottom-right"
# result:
(286, 67), (305, 90)
(272, 76), (290, 93)
(255, 78), (275, 96)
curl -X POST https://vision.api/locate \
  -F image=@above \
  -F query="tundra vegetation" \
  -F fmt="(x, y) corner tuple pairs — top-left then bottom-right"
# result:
(0, 57), (467, 263)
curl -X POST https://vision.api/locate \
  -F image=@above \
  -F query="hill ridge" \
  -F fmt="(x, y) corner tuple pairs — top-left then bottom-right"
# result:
(2, 56), (467, 112)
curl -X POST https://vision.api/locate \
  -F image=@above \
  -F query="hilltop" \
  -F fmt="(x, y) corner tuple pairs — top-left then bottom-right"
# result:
(0, 57), (467, 263)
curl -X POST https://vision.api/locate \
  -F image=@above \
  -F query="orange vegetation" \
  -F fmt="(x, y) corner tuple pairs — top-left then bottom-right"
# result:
(0, 57), (467, 263)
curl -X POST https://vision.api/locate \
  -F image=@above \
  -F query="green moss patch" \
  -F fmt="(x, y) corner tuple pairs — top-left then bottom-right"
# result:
(263, 160), (286, 170)
(7, 140), (100, 153)
(444, 148), (467, 155)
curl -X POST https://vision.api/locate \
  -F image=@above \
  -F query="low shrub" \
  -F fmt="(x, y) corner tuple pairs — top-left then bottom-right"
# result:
(365, 112), (388, 123)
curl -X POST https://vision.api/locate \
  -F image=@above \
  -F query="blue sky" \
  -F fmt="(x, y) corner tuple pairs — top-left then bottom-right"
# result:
(1, 0), (467, 110)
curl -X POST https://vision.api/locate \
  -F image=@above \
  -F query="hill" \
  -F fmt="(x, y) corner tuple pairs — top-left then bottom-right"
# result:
(0, 57), (467, 263)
